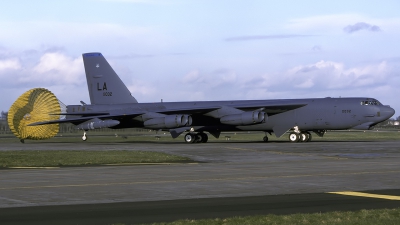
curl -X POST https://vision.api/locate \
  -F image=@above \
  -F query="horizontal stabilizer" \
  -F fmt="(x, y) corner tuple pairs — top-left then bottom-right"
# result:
(50, 112), (110, 116)
(28, 117), (96, 126)
(29, 112), (143, 126)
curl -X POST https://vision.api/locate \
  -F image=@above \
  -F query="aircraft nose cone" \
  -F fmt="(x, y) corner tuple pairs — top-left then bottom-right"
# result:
(381, 106), (395, 119)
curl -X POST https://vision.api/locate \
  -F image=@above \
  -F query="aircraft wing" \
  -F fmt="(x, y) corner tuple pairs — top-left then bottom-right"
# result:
(232, 102), (307, 115)
(29, 102), (306, 126)
(157, 102), (307, 115)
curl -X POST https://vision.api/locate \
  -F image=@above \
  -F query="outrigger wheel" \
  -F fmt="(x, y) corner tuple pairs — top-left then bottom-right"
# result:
(8, 88), (61, 141)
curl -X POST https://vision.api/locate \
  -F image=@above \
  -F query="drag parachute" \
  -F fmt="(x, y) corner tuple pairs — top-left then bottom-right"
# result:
(8, 88), (62, 140)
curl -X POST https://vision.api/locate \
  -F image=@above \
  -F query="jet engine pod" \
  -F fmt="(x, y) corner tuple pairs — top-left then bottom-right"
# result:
(144, 114), (192, 129)
(8, 88), (61, 140)
(76, 118), (120, 130)
(220, 111), (266, 126)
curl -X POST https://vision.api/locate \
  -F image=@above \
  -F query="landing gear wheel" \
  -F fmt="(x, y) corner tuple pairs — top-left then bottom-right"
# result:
(263, 136), (268, 142)
(306, 132), (312, 142)
(184, 133), (195, 143)
(299, 132), (309, 142)
(82, 132), (87, 141)
(199, 133), (208, 143)
(289, 132), (300, 142)
(195, 134), (203, 143)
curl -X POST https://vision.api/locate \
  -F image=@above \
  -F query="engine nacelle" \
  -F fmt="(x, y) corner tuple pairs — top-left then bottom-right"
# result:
(76, 119), (120, 130)
(220, 111), (266, 126)
(144, 114), (192, 129)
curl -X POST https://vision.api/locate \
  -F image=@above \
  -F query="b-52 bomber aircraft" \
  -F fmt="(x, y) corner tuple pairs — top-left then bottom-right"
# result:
(28, 52), (395, 143)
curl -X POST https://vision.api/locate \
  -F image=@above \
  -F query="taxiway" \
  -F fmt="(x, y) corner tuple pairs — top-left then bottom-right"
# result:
(1, 140), (400, 224)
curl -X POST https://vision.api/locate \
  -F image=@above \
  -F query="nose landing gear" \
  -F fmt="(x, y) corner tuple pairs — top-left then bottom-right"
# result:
(82, 131), (87, 141)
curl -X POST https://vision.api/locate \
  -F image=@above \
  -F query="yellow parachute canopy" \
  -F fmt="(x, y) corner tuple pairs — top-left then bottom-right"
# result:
(8, 88), (61, 140)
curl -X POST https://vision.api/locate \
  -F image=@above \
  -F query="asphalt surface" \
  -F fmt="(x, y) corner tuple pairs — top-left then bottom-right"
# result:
(2, 190), (400, 225)
(1, 140), (400, 224)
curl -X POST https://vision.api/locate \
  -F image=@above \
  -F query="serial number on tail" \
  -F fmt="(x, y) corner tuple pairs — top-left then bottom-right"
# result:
(103, 92), (112, 96)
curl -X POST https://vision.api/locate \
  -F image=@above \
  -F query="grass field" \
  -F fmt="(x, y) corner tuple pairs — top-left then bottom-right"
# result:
(0, 150), (192, 168)
(141, 208), (400, 225)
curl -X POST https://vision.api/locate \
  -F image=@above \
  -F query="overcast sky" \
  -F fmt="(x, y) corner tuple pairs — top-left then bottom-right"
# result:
(0, 0), (399, 118)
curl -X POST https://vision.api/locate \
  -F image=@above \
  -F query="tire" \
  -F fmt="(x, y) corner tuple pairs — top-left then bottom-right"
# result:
(306, 132), (312, 142)
(195, 134), (203, 143)
(263, 136), (268, 142)
(289, 132), (300, 142)
(299, 133), (309, 142)
(200, 133), (208, 143)
(184, 133), (195, 143)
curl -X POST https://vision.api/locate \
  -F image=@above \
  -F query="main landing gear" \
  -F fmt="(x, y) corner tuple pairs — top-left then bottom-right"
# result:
(263, 131), (270, 142)
(288, 126), (312, 143)
(184, 132), (208, 143)
(289, 131), (312, 142)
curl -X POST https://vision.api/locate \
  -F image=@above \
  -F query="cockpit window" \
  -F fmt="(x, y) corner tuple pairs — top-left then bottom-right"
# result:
(360, 100), (381, 106)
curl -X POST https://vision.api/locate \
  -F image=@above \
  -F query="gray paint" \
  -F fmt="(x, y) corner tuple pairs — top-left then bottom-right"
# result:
(83, 53), (138, 105)
(30, 53), (395, 141)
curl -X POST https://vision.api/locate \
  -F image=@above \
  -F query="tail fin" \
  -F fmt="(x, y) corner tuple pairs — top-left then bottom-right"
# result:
(82, 52), (138, 105)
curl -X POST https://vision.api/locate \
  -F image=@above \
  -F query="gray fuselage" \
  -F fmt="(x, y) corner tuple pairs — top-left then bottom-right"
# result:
(66, 97), (394, 137)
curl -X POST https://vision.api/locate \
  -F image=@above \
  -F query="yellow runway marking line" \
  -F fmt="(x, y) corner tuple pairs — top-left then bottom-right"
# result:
(7, 167), (60, 169)
(329, 191), (400, 201)
(3, 162), (198, 169)
(103, 162), (199, 166)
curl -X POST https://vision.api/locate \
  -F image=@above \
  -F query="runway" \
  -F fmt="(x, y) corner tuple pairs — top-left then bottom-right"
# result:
(1, 140), (400, 224)
(3, 190), (400, 225)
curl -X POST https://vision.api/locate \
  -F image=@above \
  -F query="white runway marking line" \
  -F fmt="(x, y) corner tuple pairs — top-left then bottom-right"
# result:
(0, 196), (32, 204)
(329, 191), (400, 200)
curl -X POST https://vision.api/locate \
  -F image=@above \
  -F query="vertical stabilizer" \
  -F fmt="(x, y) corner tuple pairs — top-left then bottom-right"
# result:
(82, 52), (138, 104)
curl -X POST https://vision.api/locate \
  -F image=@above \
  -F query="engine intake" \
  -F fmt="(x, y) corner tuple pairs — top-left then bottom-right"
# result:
(220, 111), (266, 126)
(144, 114), (192, 129)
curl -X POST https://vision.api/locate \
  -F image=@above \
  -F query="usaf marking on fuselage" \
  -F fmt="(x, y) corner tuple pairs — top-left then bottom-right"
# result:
(29, 52), (395, 143)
